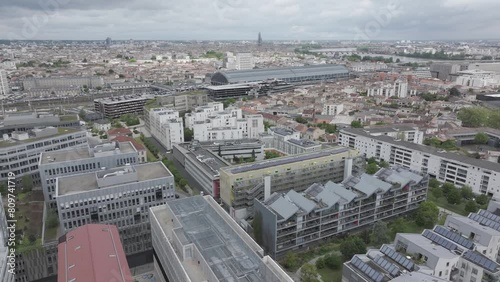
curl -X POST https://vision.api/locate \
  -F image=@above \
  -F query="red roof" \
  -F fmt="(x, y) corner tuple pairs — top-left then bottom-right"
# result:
(111, 136), (145, 151)
(107, 128), (132, 136)
(58, 224), (133, 282)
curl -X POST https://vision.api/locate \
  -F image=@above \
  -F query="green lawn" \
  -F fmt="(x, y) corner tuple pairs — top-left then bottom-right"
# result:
(427, 193), (468, 216)
(318, 268), (342, 282)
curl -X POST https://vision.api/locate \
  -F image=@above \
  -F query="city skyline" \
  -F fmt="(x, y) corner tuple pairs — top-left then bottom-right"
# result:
(1, 0), (500, 41)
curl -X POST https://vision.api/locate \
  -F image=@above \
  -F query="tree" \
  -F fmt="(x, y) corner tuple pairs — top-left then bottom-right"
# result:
(178, 179), (188, 189)
(82, 58), (87, 63)
(460, 186), (474, 200)
(46, 211), (59, 229)
(324, 254), (342, 269)
(476, 194), (489, 206)
(265, 151), (280, 159)
(465, 200), (479, 213)
(447, 187), (462, 205)
(295, 116), (308, 124)
(371, 221), (390, 246)
(108, 69), (115, 74)
(301, 263), (320, 282)
(28, 233), (37, 243)
(351, 120), (363, 128)
(184, 128), (193, 142)
(457, 108), (489, 128)
(474, 132), (489, 145)
(449, 87), (461, 97)
(415, 202), (439, 228)
(251, 149), (256, 159)
(96, 86), (102, 91)
(283, 252), (299, 270)
(367, 157), (377, 164)
(252, 212), (263, 246)
(22, 175), (33, 192)
(340, 236), (367, 261)
(366, 162), (379, 175)
(264, 121), (272, 130)
(441, 182), (456, 195)
(78, 109), (86, 120)
(379, 160), (390, 168)
(431, 187), (443, 199)
(223, 98), (236, 108)
(429, 178), (441, 189)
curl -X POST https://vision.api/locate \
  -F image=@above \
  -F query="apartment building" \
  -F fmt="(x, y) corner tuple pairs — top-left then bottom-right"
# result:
(39, 141), (140, 205)
(367, 80), (408, 98)
(261, 127), (322, 155)
(0, 127), (87, 184)
(339, 128), (500, 197)
(55, 162), (175, 255)
(94, 94), (154, 119)
(149, 195), (293, 282)
(0, 194), (14, 282)
(361, 125), (424, 144)
(219, 147), (362, 219)
(224, 52), (255, 70)
(155, 92), (209, 112)
(342, 245), (449, 282)
(147, 107), (184, 150)
(184, 102), (225, 129)
(57, 224), (133, 282)
(322, 103), (344, 116)
(254, 167), (428, 258)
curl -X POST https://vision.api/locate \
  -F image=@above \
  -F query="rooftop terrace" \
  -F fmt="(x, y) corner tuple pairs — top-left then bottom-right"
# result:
(0, 127), (82, 148)
(40, 141), (136, 164)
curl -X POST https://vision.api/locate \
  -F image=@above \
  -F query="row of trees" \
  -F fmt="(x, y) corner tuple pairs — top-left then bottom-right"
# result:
(140, 134), (159, 159)
(366, 157), (389, 174)
(162, 158), (188, 191)
(398, 51), (466, 60)
(458, 107), (500, 129)
(429, 179), (488, 213)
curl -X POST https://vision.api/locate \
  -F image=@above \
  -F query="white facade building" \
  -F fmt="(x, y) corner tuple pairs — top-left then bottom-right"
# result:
(224, 52), (255, 70)
(322, 103), (344, 116)
(367, 80), (409, 98)
(148, 108), (184, 150)
(455, 70), (500, 88)
(339, 128), (500, 197)
(185, 102), (225, 129)
(0, 70), (8, 98)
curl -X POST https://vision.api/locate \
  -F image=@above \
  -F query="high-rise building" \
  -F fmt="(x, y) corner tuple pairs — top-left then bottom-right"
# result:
(0, 69), (9, 98)
(94, 94), (154, 119)
(149, 195), (294, 282)
(258, 32), (263, 46)
(106, 37), (112, 46)
(57, 224), (133, 282)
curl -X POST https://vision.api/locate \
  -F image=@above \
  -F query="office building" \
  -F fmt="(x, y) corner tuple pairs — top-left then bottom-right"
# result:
(339, 128), (500, 197)
(154, 92), (209, 112)
(147, 107), (184, 150)
(254, 167), (428, 258)
(55, 162), (175, 255)
(0, 194), (14, 282)
(258, 32), (263, 46)
(57, 224), (133, 282)
(149, 195), (294, 282)
(224, 52), (255, 70)
(219, 147), (362, 219)
(39, 141), (140, 204)
(0, 112), (80, 136)
(342, 245), (449, 282)
(110, 136), (147, 163)
(261, 127), (322, 155)
(206, 80), (294, 100)
(367, 80), (409, 98)
(211, 64), (349, 85)
(94, 94), (154, 119)
(0, 127), (87, 184)
(430, 63), (461, 81)
(322, 104), (344, 116)
(22, 76), (104, 90)
(0, 69), (9, 98)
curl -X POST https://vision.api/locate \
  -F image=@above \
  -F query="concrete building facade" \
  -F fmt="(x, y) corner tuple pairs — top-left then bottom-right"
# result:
(148, 107), (184, 150)
(261, 127), (322, 155)
(94, 94), (154, 119)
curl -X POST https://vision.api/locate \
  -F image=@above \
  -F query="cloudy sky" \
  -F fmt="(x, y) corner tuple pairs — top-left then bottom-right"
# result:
(1, 0), (499, 41)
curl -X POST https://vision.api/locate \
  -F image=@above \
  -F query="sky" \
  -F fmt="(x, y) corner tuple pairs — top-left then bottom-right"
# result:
(1, 0), (499, 41)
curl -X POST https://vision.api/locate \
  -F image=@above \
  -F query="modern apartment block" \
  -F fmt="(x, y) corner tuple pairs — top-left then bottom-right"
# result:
(254, 167), (428, 258)
(39, 141), (140, 205)
(260, 127), (322, 155)
(0, 194), (14, 282)
(149, 195), (294, 282)
(342, 245), (449, 282)
(367, 79), (409, 98)
(0, 127), (87, 184)
(360, 125), (425, 144)
(187, 103), (264, 142)
(219, 147), (362, 219)
(94, 94), (154, 119)
(155, 92), (209, 112)
(147, 107), (184, 150)
(339, 128), (500, 197)
(224, 52), (255, 70)
(55, 162), (175, 255)
(322, 103), (344, 116)
(57, 224), (133, 282)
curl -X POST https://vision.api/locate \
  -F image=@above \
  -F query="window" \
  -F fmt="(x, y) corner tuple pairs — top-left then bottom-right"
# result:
(472, 268), (478, 275)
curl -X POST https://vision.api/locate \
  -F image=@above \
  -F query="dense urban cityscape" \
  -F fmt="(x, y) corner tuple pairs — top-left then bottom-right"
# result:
(2, 4), (500, 282)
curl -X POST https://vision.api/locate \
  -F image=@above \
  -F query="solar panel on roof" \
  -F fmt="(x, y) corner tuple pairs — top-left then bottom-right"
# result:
(433, 226), (475, 250)
(380, 245), (415, 271)
(351, 257), (384, 282)
(469, 213), (500, 231)
(374, 256), (400, 277)
(422, 230), (459, 251)
(463, 250), (499, 273)
(479, 210), (500, 224)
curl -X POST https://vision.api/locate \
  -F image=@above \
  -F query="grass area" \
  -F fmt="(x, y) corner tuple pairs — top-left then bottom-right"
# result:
(134, 137), (158, 162)
(59, 115), (78, 121)
(427, 192), (468, 216)
(318, 267), (342, 282)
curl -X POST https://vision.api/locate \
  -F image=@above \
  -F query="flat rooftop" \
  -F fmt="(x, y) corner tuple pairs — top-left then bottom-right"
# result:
(185, 148), (229, 176)
(152, 196), (277, 282)
(397, 233), (458, 259)
(40, 142), (136, 164)
(0, 127), (83, 148)
(224, 147), (352, 175)
(57, 162), (171, 196)
(95, 94), (154, 105)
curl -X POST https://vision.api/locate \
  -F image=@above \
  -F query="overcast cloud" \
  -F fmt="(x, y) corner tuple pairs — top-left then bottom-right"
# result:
(0, 0), (499, 40)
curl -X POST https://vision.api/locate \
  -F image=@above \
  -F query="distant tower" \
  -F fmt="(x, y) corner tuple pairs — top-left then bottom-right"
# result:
(258, 32), (262, 46)
(105, 37), (112, 46)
